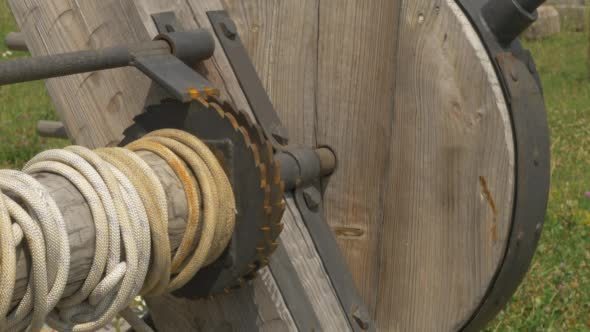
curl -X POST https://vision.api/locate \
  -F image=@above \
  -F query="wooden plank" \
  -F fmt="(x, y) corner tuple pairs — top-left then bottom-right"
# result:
(146, 268), (297, 332)
(223, 0), (319, 146)
(315, 0), (402, 314)
(377, 1), (516, 330)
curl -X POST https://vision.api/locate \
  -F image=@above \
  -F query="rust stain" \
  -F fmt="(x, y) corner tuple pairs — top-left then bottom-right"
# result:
(334, 227), (365, 238)
(479, 176), (498, 242)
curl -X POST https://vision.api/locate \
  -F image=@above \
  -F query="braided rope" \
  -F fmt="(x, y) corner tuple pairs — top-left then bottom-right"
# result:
(126, 140), (201, 275)
(146, 130), (236, 265)
(96, 148), (171, 296)
(0, 131), (236, 332)
(0, 192), (16, 328)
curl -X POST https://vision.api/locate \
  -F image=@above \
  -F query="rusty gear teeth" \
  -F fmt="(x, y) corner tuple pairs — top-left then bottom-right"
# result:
(208, 97), (286, 292)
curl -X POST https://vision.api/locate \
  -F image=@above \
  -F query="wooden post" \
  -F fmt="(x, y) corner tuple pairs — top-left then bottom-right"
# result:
(8, 0), (519, 331)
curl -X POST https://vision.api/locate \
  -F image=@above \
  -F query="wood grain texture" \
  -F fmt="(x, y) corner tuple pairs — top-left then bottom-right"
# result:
(223, 0), (319, 146)
(315, 0), (402, 314)
(147, 268), (297, 332)
(376, 0), (515, 330)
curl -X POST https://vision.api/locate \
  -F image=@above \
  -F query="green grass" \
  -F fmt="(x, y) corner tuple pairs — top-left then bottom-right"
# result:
(488, 32), (590, 331)
(0, 1), (66, 169)
(0, 2), (589, 331)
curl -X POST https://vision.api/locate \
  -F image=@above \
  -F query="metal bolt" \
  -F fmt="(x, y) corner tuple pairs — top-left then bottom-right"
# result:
(302, 187), (321, 211)
(220, 22), (237, 40)
(352, 308), (371, 330)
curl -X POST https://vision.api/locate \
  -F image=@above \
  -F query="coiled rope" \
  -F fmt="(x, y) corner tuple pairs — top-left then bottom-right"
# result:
(0, 129), (235, 332)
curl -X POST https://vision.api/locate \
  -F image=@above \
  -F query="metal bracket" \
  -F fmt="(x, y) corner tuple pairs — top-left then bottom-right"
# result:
(137, 12), (218, 102)
(207, 10), (289, 149)
(454, 1), (551, 330)
(152, 11), (182, 33)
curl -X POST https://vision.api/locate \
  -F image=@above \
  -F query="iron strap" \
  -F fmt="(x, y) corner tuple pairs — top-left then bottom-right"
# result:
(294, 187), (374, 332)
(207, 10), (289, 149)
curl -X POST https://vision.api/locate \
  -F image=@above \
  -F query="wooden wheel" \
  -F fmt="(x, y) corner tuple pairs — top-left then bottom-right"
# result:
(224, 0), (549, 330)
(7, 0), (549, 330)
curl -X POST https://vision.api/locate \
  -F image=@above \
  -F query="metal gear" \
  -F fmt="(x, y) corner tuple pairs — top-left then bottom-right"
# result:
(208, 97), (286, 286)
(120, 97), (285, 298)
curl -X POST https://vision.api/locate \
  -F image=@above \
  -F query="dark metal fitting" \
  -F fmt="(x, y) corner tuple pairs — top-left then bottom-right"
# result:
(275, 147), (337, 192)
(302, 187), (322, 211)
(154, 30), (215, 65)
(482, 0), (538, 46)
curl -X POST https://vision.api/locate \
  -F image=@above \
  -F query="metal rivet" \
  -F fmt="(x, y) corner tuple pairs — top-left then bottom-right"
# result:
(220, 22), (237, 40)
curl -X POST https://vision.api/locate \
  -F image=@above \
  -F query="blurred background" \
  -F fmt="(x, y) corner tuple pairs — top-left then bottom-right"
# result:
(0, 0), (589, 330)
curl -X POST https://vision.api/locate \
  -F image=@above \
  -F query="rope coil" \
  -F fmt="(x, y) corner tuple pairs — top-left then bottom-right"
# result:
(0, 129), (235, 332)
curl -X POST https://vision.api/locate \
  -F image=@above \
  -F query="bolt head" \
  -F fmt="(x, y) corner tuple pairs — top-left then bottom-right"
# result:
(302, 187), (321, 211)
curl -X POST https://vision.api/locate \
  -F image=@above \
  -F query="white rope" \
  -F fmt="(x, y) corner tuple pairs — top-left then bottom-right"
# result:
(23, 159), (139, 331)
(0, 192), (16, 329)
(0, 170), (70, 332)
(0, 131), (236, 332)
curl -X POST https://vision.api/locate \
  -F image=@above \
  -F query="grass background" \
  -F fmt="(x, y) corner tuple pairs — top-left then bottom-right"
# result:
(0, 1), (589, 330)
(0, 2), (66, 169)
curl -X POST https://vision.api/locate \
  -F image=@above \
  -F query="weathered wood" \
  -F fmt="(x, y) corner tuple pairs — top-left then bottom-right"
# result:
(223, 0), (516, 330)
(378, 1), (515, 330)
(12, 151), (189, 306)
(224, 0), (319, 146)
(314, 0), (402, 314)
(37, 120), (68, 139)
